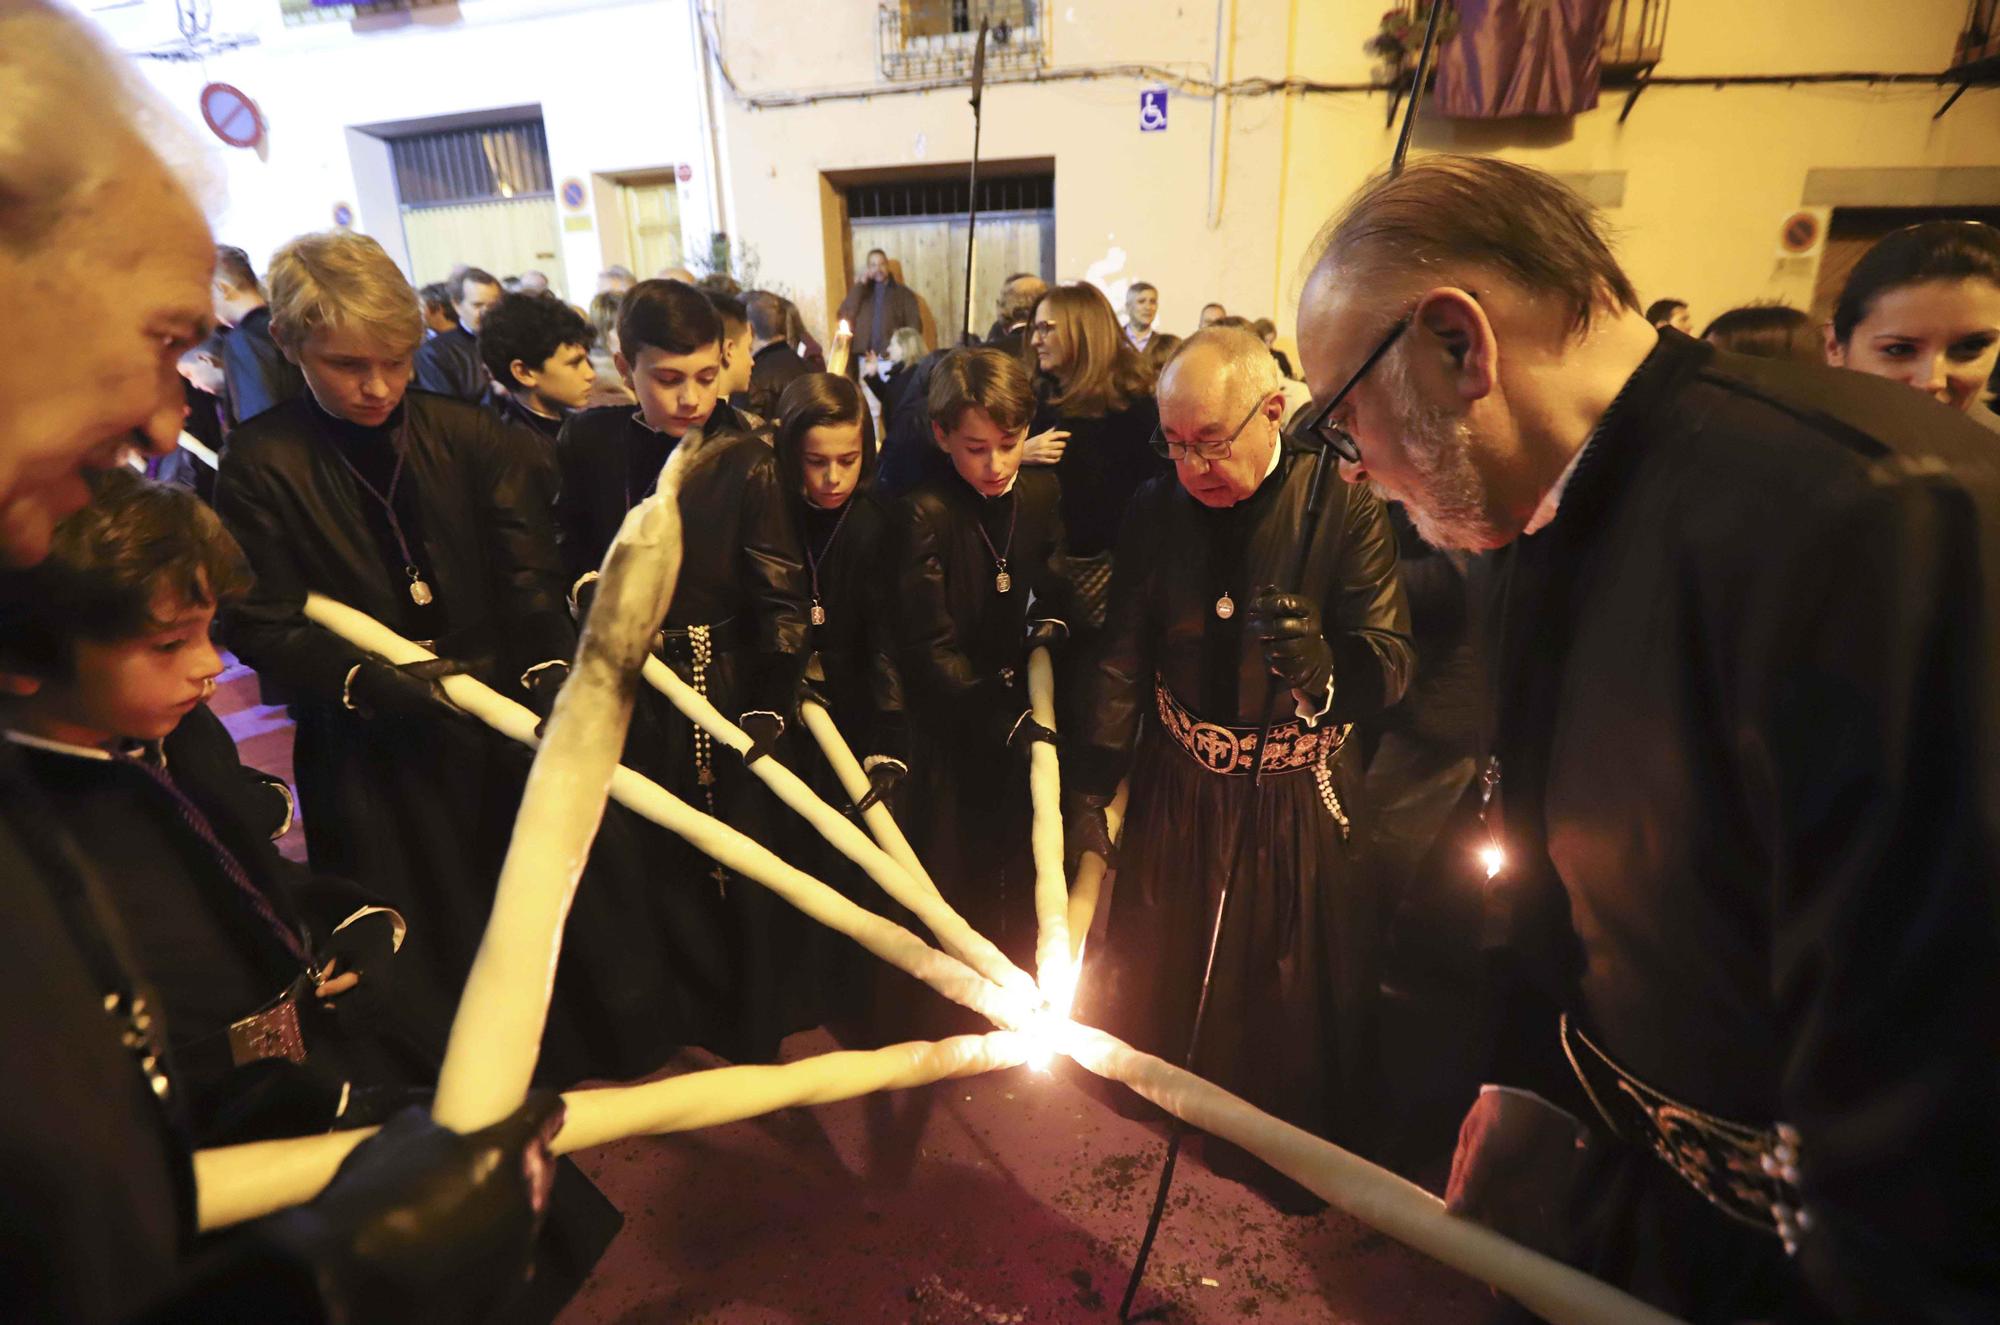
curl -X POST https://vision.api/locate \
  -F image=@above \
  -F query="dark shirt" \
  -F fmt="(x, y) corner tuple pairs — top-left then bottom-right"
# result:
(1480, 330), (2000, 1319)
(743, 341), (810, 421)
(1032, 394), (1171, 558)
(411, 327), (487, 403)
(837, 279), (923, 356)
(221, 306), (306, 430)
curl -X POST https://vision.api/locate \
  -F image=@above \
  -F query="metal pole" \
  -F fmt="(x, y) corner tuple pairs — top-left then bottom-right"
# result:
(960, 17), (990, 346)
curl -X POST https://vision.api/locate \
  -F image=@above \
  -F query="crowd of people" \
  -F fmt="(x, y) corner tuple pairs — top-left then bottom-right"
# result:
(7, 3), (2000, 1321)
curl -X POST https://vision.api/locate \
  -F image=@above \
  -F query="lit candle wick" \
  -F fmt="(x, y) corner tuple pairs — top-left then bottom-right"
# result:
(1478, 841), (1507, 879)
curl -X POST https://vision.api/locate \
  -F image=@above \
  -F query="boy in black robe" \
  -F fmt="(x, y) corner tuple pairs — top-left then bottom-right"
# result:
(213, 230), (671, 1085)
(893, 348), (1072, 978)
(0, 469), (618, 1320)
(555, 279), (815, 1061)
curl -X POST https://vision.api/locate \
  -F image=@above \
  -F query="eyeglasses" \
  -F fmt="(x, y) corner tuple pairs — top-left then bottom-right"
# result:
(1150, 393), (1272, 463)
(1029, 321), (1058, 339)
(1295, 313), (1412, 466)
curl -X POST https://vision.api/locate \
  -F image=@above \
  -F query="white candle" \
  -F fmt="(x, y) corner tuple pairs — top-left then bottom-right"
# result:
(195, 1032), (1031, 1230)
(1024, 647), (1072, 1016)
(647, 658), (1036, 1003)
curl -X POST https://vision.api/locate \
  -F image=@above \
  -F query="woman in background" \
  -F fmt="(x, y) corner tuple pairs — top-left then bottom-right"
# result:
(1826, 219), (2000, 432)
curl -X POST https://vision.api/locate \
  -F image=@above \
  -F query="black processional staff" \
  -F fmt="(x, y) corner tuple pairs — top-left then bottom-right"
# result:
(960, 17), (991, 347)
(1114, 3), (1450, 1317)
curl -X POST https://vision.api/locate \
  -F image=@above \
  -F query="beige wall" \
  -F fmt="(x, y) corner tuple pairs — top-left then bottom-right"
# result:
(712, 0), (2000, 349)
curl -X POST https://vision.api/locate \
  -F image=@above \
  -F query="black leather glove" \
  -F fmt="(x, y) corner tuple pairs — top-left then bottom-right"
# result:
(1246, 588), (1334, 701)
(1064, 793), (1117, 874)
(796, 675), (830, 714)
(313, 911), (398, 1022)
(346, 658), (463, 722)
(1024, 617), (1069, 651)
(258, 1093), (565, 1325)
(1006, 710), (1060, 753)
(739, 710), (785, 764)
(855, 756), (908, 815)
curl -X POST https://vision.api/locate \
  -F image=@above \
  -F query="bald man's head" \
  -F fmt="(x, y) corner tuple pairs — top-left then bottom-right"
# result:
(1, 0), (217, 565)
(1157, 328), (1287, 508)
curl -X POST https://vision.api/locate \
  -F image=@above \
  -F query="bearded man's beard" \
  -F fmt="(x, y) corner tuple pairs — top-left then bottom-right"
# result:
(1370, 353), (1502, 552)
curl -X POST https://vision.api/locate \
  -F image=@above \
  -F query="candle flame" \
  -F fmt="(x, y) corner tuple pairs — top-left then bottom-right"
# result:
(1478, 841), (1507, 879)
(836, 319), (852, 337)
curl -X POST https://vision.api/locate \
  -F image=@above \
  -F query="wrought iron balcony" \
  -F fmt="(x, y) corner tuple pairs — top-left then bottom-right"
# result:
(878, 0), (1045, 83)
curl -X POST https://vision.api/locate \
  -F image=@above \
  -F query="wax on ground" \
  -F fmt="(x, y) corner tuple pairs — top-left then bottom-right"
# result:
(193, 1032), (1032, 1231)
(1062, 1026), (1690, 1325)
(646, 657), (1034, 1001)
(1024, 647), (1073, 1012)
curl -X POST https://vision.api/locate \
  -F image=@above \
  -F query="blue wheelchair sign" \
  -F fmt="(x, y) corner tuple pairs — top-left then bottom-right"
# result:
(1140, 88), (1168, 133)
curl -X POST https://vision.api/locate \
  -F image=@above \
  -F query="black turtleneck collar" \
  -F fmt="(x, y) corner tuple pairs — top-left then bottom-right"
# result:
(307, 393), (405, 449)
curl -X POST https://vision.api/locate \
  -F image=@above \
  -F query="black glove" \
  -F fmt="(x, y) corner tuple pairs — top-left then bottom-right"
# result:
(855, 756), (908, 815)
(1024, 617), (1069, 651)
(739, 710), (785, 764)
(1006, 710), (1060, 753)
(1246, 588), (1334, 701)
(347, 658), (463, 722)
(1064, 793), (1117, 874)
(313, 911), (398, 1022)
(796, 675), (830, 714)
(258, 1094), (565, 1325)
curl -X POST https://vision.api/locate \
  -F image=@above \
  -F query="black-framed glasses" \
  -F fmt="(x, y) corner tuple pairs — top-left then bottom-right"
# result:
(1150, 393), (1272, 463)
(1296, 312), (1413, 465)
(1029, 321), (1059, 339)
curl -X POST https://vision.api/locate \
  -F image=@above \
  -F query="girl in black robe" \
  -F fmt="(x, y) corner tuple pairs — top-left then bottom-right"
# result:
(770, 374), (908, 1034)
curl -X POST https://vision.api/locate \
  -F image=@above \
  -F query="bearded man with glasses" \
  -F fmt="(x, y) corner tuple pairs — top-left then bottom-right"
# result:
(1068, 326), (1412, 1196)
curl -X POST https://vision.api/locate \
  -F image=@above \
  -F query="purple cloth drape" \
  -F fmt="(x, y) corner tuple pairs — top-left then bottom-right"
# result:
(1434, 0), (1614, 119)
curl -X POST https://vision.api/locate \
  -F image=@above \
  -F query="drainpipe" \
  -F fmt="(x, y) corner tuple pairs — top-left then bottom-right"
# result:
(1207, 0), (1237, 231)
(691, 0), (734, 246)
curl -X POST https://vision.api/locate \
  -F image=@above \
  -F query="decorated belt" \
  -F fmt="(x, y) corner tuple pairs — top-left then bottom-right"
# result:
(1152, 676), (1348, 778)
(1561, 1014), (1810, 1254)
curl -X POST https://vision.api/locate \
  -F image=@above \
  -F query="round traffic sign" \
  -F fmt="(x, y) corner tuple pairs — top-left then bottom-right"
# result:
(199, 82), (262, 149)
(560, 178), (587, 211)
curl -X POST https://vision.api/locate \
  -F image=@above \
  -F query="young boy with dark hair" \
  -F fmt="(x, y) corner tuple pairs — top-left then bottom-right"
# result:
(706, 291), (761, 425)
(554, 278), (815, 1062)
(0, 469), (420, 1145)
(477, 291), (600, 442)
(894, 347), (1072, 970)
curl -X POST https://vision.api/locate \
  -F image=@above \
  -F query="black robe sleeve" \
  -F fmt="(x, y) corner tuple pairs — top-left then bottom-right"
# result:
(214, 450), (368, 704)
(1747, 473), (2000, 1320)
(735, 447), (812, 715)
(1074, 486), (1161, 798)
(894, 493), (1015, 739)
(1323, 481), (1414, 724)
(461, 410), (575, 671)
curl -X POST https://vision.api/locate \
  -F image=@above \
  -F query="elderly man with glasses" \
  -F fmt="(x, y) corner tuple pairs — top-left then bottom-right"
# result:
(1068, 325), (1412, 1198)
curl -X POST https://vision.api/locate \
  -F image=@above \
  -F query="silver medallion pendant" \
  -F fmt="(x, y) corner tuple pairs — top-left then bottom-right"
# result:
(995, 567), (1012, 594)
(1215, 591), (1235, 620)
(409, 576), (434, 607)
(810, 601), (827, 626)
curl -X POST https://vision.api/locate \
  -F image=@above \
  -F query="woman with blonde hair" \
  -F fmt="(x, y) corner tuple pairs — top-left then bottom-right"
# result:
(1025, 282), (1169, 629)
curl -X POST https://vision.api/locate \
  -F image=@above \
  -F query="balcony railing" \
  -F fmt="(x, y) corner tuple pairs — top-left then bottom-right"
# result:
(878, 0), (1044, 83)
(1600, 0), (1669, 82)
(1953, 0), (2000, 70)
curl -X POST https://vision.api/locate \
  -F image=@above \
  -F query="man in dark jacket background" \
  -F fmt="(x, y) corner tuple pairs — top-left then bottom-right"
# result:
(837, 249), (924, 358)
(213, 243), (306, 431)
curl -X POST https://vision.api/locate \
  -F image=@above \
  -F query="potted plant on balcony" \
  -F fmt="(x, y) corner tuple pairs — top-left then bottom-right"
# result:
(1364, 4), (1459, 86)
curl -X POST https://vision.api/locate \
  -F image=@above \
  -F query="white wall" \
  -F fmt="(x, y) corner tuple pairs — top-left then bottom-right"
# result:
(708, 0), (2000, 345)
(96, 0), (716, 299)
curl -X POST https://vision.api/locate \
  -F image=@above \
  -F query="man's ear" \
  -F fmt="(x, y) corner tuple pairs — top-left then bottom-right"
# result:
(1412, 287), (1498, 404)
